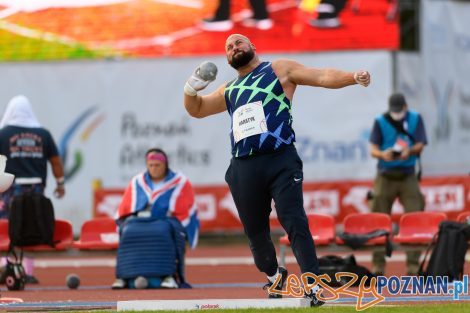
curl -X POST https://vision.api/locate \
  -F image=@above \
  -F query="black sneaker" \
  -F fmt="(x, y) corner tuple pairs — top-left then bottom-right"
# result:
(263, 267), (288, 299)
(304, 288), (326, 307)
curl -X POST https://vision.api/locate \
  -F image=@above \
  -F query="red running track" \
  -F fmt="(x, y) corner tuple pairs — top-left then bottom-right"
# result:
(1, 244), (469, 307)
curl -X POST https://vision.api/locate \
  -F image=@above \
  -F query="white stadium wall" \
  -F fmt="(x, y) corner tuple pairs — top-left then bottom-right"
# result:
(397, 0), (470, 177)
(0, 51), (392, 231)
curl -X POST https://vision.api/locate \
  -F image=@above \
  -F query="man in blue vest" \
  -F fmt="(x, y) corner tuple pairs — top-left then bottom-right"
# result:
(369, 92), (427, 276)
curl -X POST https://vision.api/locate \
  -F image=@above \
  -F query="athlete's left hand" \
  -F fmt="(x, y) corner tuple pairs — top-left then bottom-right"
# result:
(354, 71), (370, 87)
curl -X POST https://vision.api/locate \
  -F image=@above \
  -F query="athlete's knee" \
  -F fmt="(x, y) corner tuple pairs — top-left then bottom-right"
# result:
(280, 214), (309, 236)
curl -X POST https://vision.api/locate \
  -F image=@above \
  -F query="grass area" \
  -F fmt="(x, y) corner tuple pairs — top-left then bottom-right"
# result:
(108, 303), (470, 313)
(0, 29), (120, 61)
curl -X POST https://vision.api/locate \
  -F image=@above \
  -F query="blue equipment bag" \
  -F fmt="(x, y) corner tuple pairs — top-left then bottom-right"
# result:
(116, 216), (187, 285)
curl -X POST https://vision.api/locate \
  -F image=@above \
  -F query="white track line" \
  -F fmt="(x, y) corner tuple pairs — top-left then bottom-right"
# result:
(0, 19), (83, 46)
(0, 1), (130, 12)
(117, 298), (311, 311)
(153, 0), (203, 9)
(33, 253), (470, 268)
(31, 254), (401, 268)
(0, 6), (19, 19)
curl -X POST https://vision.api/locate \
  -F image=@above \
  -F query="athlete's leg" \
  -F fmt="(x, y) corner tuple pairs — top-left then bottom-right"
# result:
(225, 157), (278, 276)
(270, 147), (319, 276)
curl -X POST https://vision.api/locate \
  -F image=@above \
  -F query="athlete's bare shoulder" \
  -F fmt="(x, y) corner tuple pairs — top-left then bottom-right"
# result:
(272, 59), (304, 78)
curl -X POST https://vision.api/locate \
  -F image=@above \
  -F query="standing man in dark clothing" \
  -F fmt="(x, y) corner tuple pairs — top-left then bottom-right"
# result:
(369, 92), (427, 276)
(183, 33), (370, 306)
(0, 95), (65, 218)
(0, 94), (65, 284)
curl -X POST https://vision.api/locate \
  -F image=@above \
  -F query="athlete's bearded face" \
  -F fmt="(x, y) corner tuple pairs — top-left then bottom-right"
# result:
(229, 47), (255, 69)
(226, 35), (255, 69)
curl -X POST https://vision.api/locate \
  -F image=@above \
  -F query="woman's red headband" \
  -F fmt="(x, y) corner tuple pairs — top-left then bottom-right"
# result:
(146, 152), (167, 163)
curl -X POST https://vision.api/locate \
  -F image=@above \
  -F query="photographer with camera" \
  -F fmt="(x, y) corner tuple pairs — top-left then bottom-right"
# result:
(369, 92), (427, 276)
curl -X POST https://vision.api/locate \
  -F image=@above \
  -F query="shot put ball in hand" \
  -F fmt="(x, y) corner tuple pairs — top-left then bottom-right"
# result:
(198, 61), (218, 81)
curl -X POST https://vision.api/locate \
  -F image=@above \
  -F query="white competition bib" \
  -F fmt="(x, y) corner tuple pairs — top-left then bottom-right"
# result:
(232, 101), (267, 143)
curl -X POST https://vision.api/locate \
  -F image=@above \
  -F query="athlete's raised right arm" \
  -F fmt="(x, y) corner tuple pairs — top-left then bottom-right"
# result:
(184, 84), (226, 118)
(183, 63), (227, 118)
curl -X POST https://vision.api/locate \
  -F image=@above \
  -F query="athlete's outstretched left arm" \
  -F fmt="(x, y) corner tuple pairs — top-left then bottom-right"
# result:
(279, 59), (370, 89)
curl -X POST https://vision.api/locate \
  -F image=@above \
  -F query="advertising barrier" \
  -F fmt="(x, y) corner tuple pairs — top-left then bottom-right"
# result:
(94, 175), (470, 232)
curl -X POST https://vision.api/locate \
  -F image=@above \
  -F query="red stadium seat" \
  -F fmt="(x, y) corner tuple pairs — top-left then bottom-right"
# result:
(279, 213), (335, 246)
(21, 219), (73, 251)
(394, 212), (447, 244)
(336, 213), (393, 245)
(352, 0), (398, 21)
(0, 219), (10, 251)
(456, 211), (470, 224)
(73, 217), (119, 250)
(279, 214), (335, 266)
